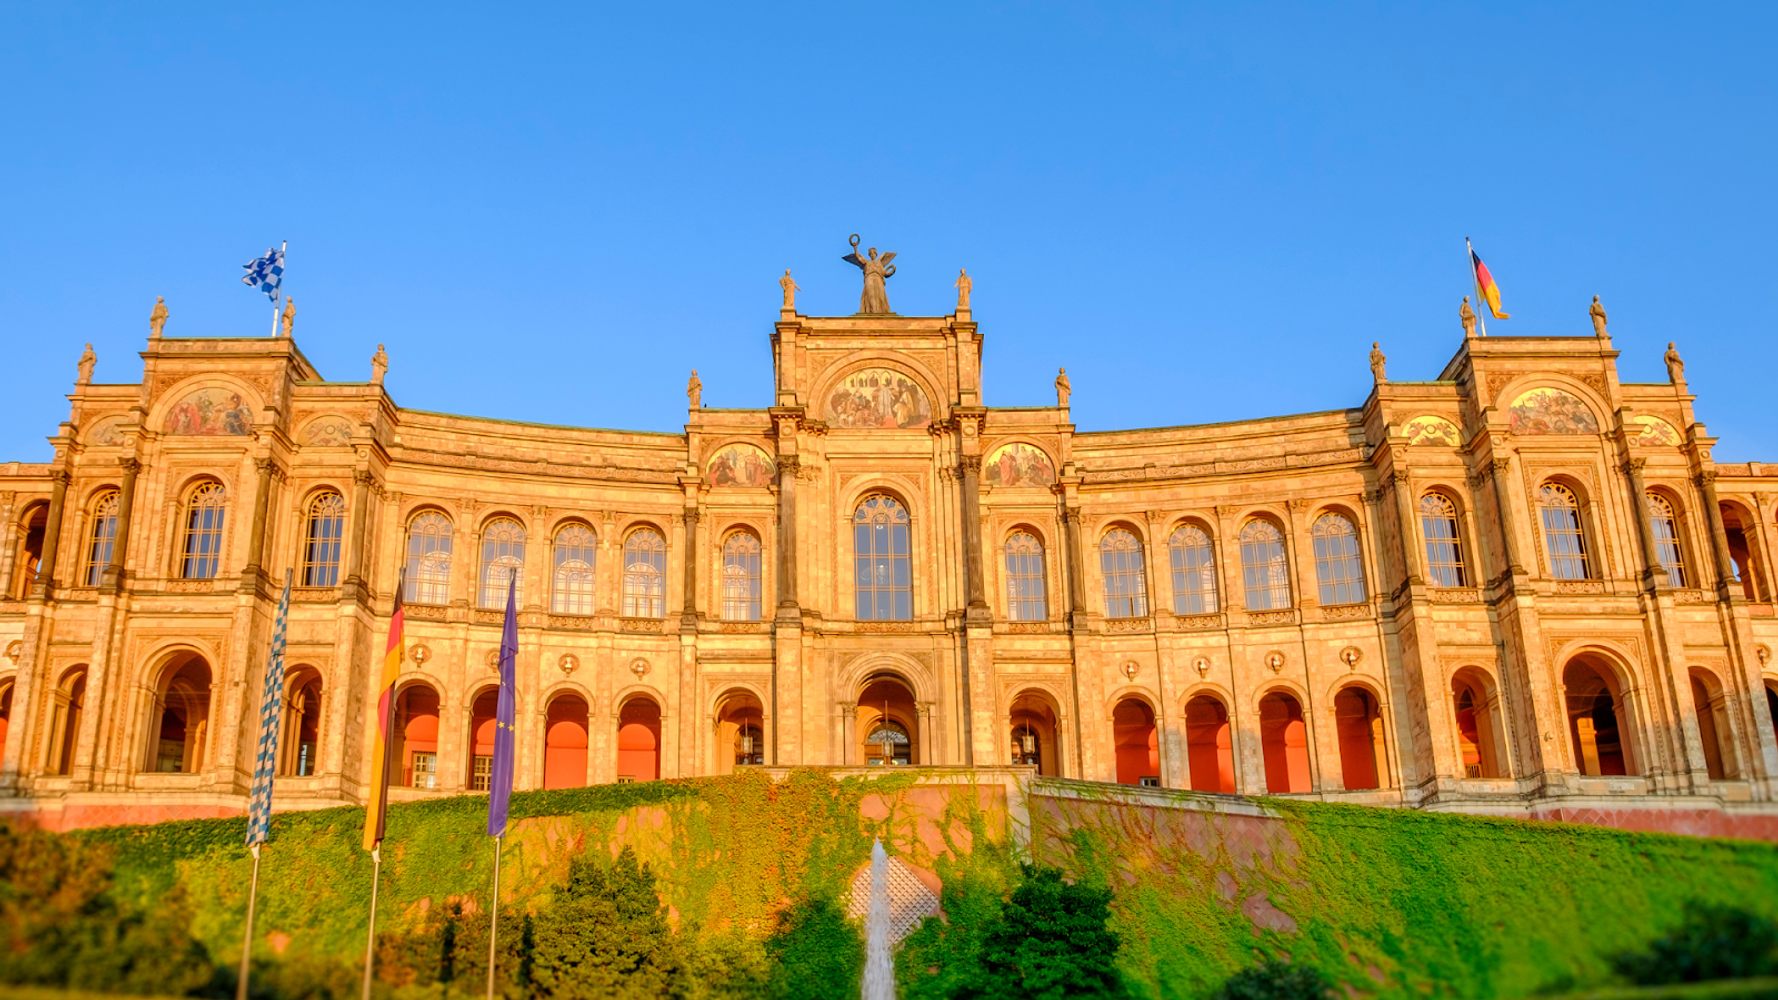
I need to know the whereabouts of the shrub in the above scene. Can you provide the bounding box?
[528,846,680,999]
[1209,960,1333,1000]
[1615,903,1778,985]
[957,864,1129,1000]
[763,896,863,1000]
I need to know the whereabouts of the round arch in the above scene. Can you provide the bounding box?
[1687,666,1740,781]
[1182,690,1236,794]
[615,691,664,783]
[1109,692,1161,787]
[1558,645,1644,777]
[540,686,591,790]
[143,650,212,775]
[812,356,945,429]
[1449,665,1508,780]
[280,665,325,777]
[1007,686,1063,776]
[856,672,922,767]
[712,686,768,774]
[1257,685,1312,794]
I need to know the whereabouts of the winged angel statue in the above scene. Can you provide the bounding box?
[842,234,896,314]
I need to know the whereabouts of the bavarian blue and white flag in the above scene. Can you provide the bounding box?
[241,245,285,303]
[246,569,293,848]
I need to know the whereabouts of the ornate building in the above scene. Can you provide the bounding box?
[4,272,1778,834]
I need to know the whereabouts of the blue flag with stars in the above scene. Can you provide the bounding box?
[241,246,285,303]
[246,569,293,848]
[487,571,517,837]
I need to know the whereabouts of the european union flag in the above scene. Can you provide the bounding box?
[487,571,518,837]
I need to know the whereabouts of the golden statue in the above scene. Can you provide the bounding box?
[149,296,169,338]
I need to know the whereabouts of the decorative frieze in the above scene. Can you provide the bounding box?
[1430,588,1484,604]
[1554,580,1606,595]
[1321,603,1372,621]
[548,614,597,631]
[405,603,448,621]
[621,617,666,633]
[1246,610,1296,627]
[1104,617,1152,633]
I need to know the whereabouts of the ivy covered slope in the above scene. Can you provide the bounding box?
[1028,784,1778,999]
[40,770,1778,999]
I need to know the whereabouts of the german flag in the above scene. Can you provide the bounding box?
[1469,241,1510,319]
[363,572,405,851]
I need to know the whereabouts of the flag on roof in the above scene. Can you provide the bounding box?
[242,246,285,303]
[1469,241,1510,320]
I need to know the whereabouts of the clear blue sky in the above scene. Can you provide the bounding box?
[2,5,1774,461]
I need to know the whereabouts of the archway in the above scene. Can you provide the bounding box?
[1720,503,1764,600]
[1563,656,1635,776]
[714,689,766,774]
[543,692,590,789]
[1259,691,1311,793]
[617,696,662,782]
[1111,698,1159,786]
[50,668,86,776]
[1008,689,1061,776]
[1451,669,1505,779]
[1690,668,1738,781]
[1183,694,1235,793]
[1333,686,1383,790]
[280,668,323,777]
[468,688,499,791]
[0,680,11,771]
[394,682,441,788]
[858,675,919,766]
[11,503,46,599]
[147,655,210,774]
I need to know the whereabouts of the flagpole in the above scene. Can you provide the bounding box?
[486,835,503,1000]
[1466,237,1489,338]
[235,844,263,1000]
[361,846,382,1000]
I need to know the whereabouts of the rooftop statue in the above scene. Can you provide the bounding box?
[955,268,972,312]
[149,296,169,339]
[1460,296,1477,338]
[842,234,896,315]
[1055,367,1071,408]
[1590,295,1608,338]
[1370,342,1387,384]
[371,344,389,385]
[76,343,96,385]
[1665,342,1685,384]
[281,296,296,339]
[688,370,702,409]
[779,269,800,312]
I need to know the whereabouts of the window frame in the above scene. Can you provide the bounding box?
[550,522,598,615]
[1310,512,1368,606]
[1098,527,1149,619]
[1418,492,1467,588]
[83,489,120,587]
[1238,519,1292,611]
[622,527,668,619]
[179,481,228,580]
[478,517,527,608]
[300,491,347,588]
[853,495,912,621]
[1645,491,1687,587]
[1003,530,1048,621]
[1167,522,1219,615]
[1538,482,1591,580]
[720,529,764,621]
[403,511,455,605]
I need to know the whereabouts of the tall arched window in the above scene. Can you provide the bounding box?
[479,518,526,607]
[404,512,453,605]
[1646,493,1686,587]
[1168,524,1218,614]
[1539,484,1589,580]
[1099,529,1148,619]
[722,531,763,621]
[83,490,120,586]
[1239,520,1291,610]
[551,523,597,615]
[854,495,911,620]
[180,482,228,580]
[1004,531,1047,621]
[301,492,346,587]
[622,528,667,618]
[1419,493,1466,588]
[1311,513,1367,605]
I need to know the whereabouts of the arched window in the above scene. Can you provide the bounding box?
[1168,524,1218,614]
[721,531,763,621]
[551,524,597,615]
[1539,484,1589,580]
[1311,514,1366,605]
[1099,529,1148,619]
[180,482,228,580]
[622,528,667,618]
[83,490,120,586]
[1646,493,1686,587]
[865,720,911,766]
[479,518,526,607]
[853,495,911,621]
[1420,493,1466,588]
[1239,520,1291,610]
[1004,531,1047,621]
[404,512,453,605]
[301,492,346,587]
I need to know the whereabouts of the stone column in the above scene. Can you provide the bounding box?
[101,458,141,593]
[239,457,278,593]
[1487,457,1526,576]
[342,470,376,601]
[961,455,987,612]
[1390,469,1424,586]
[1697,471,1739,599]
[681,508,700,624]
[31,470,72,597]
[1621,460,1669,588]
[775,457,799,612]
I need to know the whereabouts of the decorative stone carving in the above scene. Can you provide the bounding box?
[1370,342,1386,383]
[548,614,596,630]
[1176,613,1223,630]
[621,618,665,633]
[371,344,389,385]
[1264,650,1286,673]
[1055,368,1070,408]
[718,621,769,633]
[559,654,579,676]
[1665,343,1685,384]
[857,621,918,633]
[1192,656,1212,678]
[4,640,19,664]
[76,344,96,385]
[1104,618,1152,633]
[1339,646,1363,668]
[688,370,702,409]
[779,270,799,311]
[1589,295,1608,338]
[1460,296,1476,337]
[842,234,896,314]
[281,296,296,338]
[1121,660,1139,680]
[1554,580,1606,595]
[630,657,651,677]
[955,268,971,312]
[408,644,431,668]
[149,296,169,338]
[1322,603,1372,620]
[1247,610,1295,626]
[1431,588,1484,604]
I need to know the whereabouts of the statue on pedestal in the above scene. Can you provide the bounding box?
[1590,295,1608,338]
[1460,296,1477,337]
[281,297,296,338]
[1370,342,1387,383]
[371,344,389,385]
[842,234,896,314]
[149,296,169,339]
[779,270,800,312]
[1665,342,1685,384]
[688,370,702,409]
[955,269,972,312]
[1055,367,1071,408]
[76,344,96,385]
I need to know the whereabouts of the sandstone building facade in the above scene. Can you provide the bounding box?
[5,288,1778,833]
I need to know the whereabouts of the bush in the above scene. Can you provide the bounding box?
[763,896,863,1000]
[957,864,1129,1000]
[1615,903,1778,985]
[528,846,681,999]
[1209,960,1333,1000]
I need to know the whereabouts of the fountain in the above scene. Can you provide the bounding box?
[861,839,895,1000]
